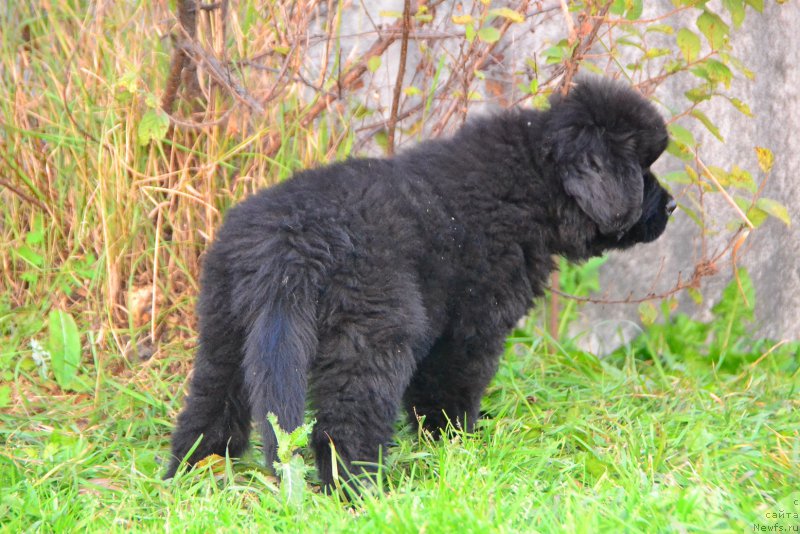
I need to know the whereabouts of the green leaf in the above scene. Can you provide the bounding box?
[477,26,501,43]
[645,47,672,59]
[685,164,700,183]
[681,204,704,227]
[661,170,692,184]
[666,140,693,161]
[728,97,752,116]
[465,24,476,43]
[702,58,733,87]
[756,198,791,227]
[0,385,10,408]
[687,287,704,305]
[48,310,81,390]
[747,206,769,228]
[685,85,713,103]
[267,412,314,464]
[744,0,763,12]
[734,198,768,228]
[116,70,139,94]
[755,146,774,173]
[690,109,723,141]
[723,0,746,27]
[278,455,308,509]
[668,123,696,147]
[267,413,313,509]
[721,53,755,80]
[137,109,170,146]
[26,214,45,246]
[638,302,658,326]
[374,130,388,150]
[625,0,644,20]
[543,44,568,64]
[676,29,701,63]
[646,24,675,34]
[691,59,733,88]
[610,0,626,15]
[703,165,729,186]
[488,7,524,23]
[696,11,729,50]
[144,92,160,109]
[14,244,44,268]
[728,165,756,191]
[367,56,381,73]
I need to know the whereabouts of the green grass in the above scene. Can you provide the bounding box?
[1,1,799,532]
[2,308,798,532]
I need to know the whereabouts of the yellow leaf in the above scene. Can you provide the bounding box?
[451,14,474,25]
[754,146,774,173]
[489,7,525,22]
[195,454,226,475]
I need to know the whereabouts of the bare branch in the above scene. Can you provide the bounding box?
[386,0,413,156]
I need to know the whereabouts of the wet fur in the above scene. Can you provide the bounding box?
[166,76,673,488]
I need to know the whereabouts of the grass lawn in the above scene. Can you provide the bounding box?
[2,302,798,532]
[1,1,798,532]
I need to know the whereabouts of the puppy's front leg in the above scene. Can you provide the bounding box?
[403,331,506,435]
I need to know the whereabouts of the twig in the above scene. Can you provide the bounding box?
[0,177,48,213]
[694,152,755,229]
[549,227,748,305]
[558,0,577,43]
[387,0,413,156]
[260,16,410,157]
[178,40,265,114]
[556,0,613,96]
[161,0,201,114]
[432,0,531,137]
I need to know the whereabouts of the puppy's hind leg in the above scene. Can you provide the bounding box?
[310,333,417,492]
[309,272,426,492]
[166,269,252,478]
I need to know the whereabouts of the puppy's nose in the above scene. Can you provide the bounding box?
[665,198,677,216]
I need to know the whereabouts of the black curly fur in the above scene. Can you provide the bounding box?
[165,76,673,489]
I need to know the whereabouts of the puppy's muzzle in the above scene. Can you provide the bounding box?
[665,197,677,216]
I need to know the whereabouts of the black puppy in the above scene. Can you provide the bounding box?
[166,76,674,488]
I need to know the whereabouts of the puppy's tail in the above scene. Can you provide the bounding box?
[243,277,318,468]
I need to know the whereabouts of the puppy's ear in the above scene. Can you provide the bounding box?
[554,128,644,236]
[546,76,667,235]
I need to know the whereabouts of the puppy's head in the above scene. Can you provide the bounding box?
[546,76,674,252]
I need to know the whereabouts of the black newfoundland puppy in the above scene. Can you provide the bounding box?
[166,76,675,488]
